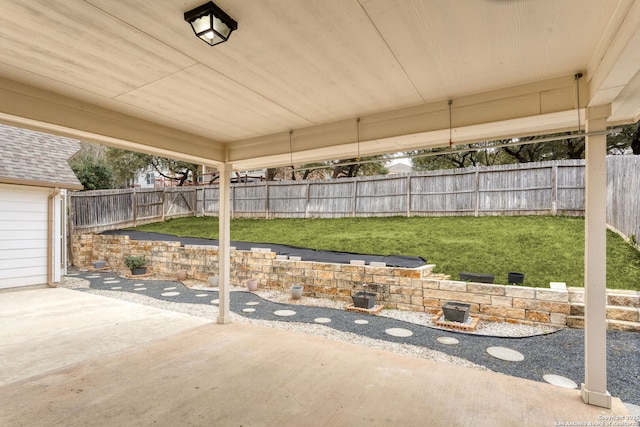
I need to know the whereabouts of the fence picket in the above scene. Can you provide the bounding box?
[69,158,639,240]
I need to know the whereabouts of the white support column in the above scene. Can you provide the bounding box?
[217,163,232,324]
[580,104,611,408]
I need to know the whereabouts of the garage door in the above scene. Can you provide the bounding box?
[0,184,49,288]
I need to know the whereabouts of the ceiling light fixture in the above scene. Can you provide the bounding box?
[184,1,238,46]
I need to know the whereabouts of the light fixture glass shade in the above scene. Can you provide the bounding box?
[184,2,237,46]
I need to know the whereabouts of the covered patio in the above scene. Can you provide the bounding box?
[0,287,631,425]
[1,0,639,413]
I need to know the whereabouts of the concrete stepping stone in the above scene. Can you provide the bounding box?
[437,336,459,345]
[314,317,331,324]
[354,319,369,325]
[385,328,413,338]
[274,310,296,317]
[242,308,256,313]
[104,277,116,280]
[486,346,524,362]
[134,288,147,291]
[210,299,219,304]
[164,287,177,290]
[195,293,209,297]
[104,280,120,284]
[86,275,100,279]
[543,374,577,389]
[134,283,144,287]
[110,287,122,290]
[161,292,180,297]
[245,302,260,306]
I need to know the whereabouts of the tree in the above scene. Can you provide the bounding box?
[105,148,199,187]
[70,159,114,190]
[69,143,115,190]
[608,121,640,155]
[412,121,640,171]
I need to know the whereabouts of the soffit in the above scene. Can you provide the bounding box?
[0,0,638,169]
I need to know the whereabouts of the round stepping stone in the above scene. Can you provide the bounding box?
[195,293,209,297]
[274,309,296,317]
[385,328,413,338]
[164,287,177,290]
[543,374,577,389]
[104,280,120,284]
[242,308,256,313]
[486,346,524,362]
[134,287,147,291]
[110,286,122,290]
[245,301,260,306]
[354,319,369,325]
[161,292,180,297]
[314,317,331,324]
[437,336,459,345]
[211,299,219,304]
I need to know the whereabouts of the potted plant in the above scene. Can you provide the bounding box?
[442,301,470,323]
[124,255,147,275]
[352,283,376,309]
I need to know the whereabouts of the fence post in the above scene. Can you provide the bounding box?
[132,188,138,226]
[474,170,480,217]
[406,175,411,217]
[551,164,558,215]
[161,189,166,222]
[305,181,310,219]
[264,181,269,219]
[352,179,357,217]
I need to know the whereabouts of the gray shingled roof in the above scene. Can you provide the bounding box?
[0,124,83,189]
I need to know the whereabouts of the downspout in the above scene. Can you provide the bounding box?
[47,187,61,288]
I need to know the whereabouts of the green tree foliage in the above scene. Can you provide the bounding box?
[265,157,388,181]
[412,121,639,170]
[105,148,199,186]
[69,142,115,190]
[70,159,114,190]
[105,148,152,186]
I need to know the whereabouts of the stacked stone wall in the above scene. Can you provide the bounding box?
[71,233,639,330]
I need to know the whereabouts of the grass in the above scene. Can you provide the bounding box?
[131,216,640,291]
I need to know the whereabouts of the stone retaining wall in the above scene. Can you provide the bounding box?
[71,233,639,330]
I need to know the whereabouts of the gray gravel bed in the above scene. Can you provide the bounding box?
[64,271,639,406]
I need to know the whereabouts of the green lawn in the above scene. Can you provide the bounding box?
[131,216,640,291]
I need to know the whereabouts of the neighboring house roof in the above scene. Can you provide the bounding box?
[0,123,83,189]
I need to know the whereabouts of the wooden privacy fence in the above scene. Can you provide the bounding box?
[70,158,639,241]
[607,155,640,243]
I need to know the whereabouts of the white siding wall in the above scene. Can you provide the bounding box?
[0,184,49,288]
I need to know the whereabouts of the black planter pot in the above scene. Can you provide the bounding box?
[508,272,525,284]
[352,291,376,309]
[131,267,147,275]
[442,301,470,323]
[458,272,495,284]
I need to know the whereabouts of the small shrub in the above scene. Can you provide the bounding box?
[124,255,146,270]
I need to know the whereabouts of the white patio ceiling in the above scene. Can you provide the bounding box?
[0,0,639,170]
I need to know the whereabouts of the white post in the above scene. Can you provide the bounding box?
[217,163,232,324]
[580,104,611,408]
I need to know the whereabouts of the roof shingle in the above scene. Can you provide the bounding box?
[0,124,83,189]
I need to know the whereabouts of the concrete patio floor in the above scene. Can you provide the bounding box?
[0,287,630,426]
